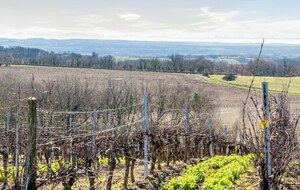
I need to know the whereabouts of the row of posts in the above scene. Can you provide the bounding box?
[4,82,272,189]
[142,95,214,177]
[143,81,272,187]
[4,97,99,190]
[4,106,20,189]
[3,94,210,186]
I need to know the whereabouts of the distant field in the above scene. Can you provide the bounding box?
[114,57,170,62]
[204,75,300,94]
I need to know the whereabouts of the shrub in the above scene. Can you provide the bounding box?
[223,74,236,81]
[203,72,210,78]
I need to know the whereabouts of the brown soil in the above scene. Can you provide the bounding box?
[1,65,300,127]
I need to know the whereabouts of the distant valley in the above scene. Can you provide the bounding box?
[1,38,300,62]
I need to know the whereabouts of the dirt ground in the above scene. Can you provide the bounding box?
[1,65,300,127]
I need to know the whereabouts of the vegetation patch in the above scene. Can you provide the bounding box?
[205,75,300,94]
[223,74,237,81]
[202,154,255,190]
[162,154,254,190]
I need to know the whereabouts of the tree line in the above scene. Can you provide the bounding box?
[1,46,300,76]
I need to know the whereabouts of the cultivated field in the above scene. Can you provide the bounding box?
[1,65,300,126]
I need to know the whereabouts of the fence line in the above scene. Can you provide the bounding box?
[36,102,144,115]
[36,119,144,147]
[0,94,264,190]
[0,98,28,110]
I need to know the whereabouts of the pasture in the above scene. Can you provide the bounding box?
[205,74,300,94]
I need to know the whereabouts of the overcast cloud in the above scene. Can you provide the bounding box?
[0,0,299,43]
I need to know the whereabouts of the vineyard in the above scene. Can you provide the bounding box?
[0,68,299,190]
[0,75,244,190]
[0,99,238,190]
[1,0,300,189]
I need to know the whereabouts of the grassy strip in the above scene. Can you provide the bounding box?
[232,168,259,190]
[0,166,23,182]
[202,154,255,190]
[0,156,127,182]
[162,154,244,190]
[203,75,300,94]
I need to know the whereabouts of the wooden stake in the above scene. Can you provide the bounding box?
[25,97,38,190]
[262,82,272,189]
[143,94,149,177]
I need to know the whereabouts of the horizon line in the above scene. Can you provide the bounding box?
[2,37,300,45]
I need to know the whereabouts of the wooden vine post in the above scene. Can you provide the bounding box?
[24,97,38,190]
[3,112,10,187]
[262,82,272,189]
[92,109,97,158]
[69,115,74,165]
[143,94,149,177]
[208,115,214,156]
[15,88,21,189]
[184,103,190,162]
[89,109,97,190]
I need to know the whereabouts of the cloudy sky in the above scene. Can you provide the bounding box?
[1,0,300,43]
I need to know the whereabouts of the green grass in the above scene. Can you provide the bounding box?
[0,156,125,183]
[0,166,24,182]
[162,154,254,190]
[202,154,255,190]
[98,157,126,166]
[204,75,300,94]
[232,168,258,190]
[0,160,72,182]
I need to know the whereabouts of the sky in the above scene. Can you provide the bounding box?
[1,0,300,43]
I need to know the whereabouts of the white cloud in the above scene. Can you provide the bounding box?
[197,7,239,22]
[75,14,107,27]
[118,12,141,21]
[2,6,300,44]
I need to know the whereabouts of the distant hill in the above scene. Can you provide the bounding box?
[0,38,300,58]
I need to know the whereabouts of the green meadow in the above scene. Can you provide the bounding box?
[204,75,300,94]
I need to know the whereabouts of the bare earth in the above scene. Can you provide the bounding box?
[1,65,300,126]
